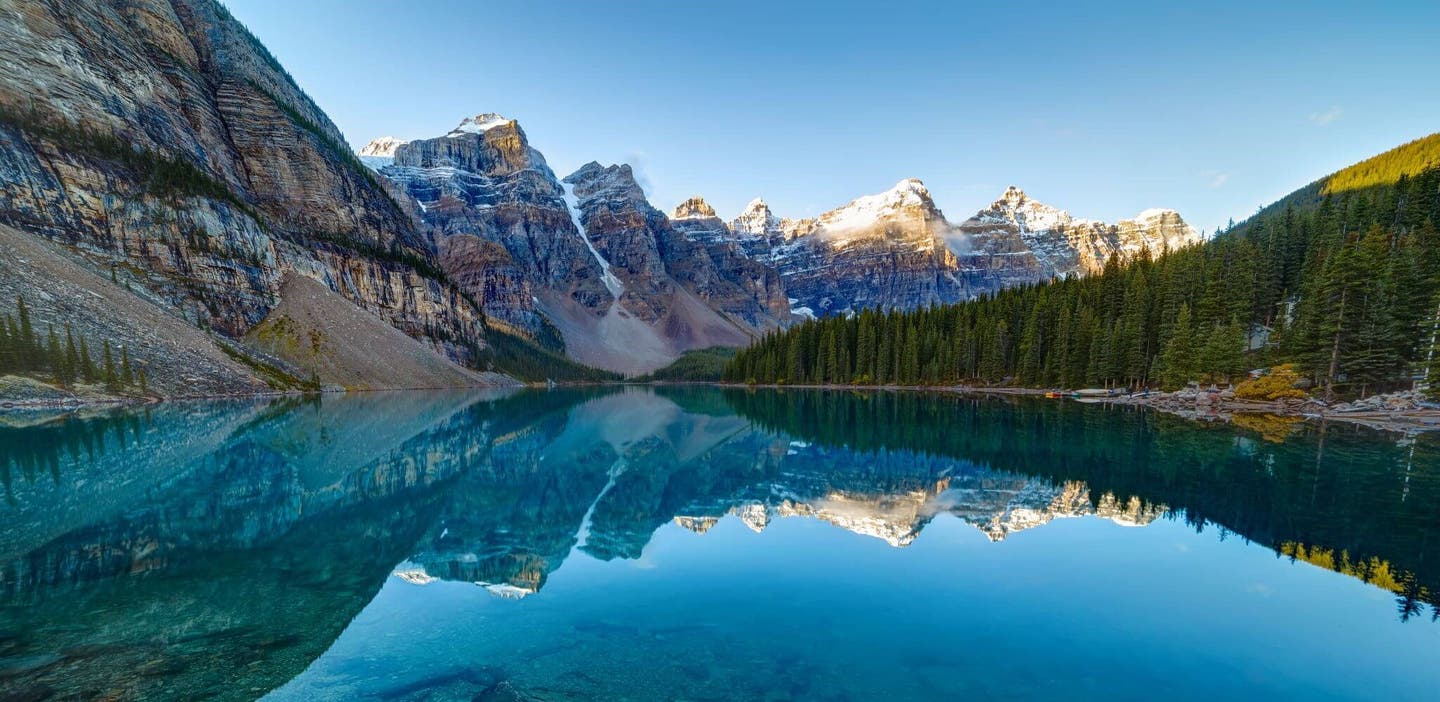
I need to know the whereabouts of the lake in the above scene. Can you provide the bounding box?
[1,387,1437,700]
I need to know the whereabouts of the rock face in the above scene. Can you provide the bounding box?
[953,186,1200,290]
[762,179,970,316]
[381,115,604,335]
[372,117,791,373]
[0,0,501,388]
[667,195,792,327]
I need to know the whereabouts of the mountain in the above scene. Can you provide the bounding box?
[726,136,1440,396]
[669,181,1196,319]
[759,179,970,316]
[369,116,790,374]
[1235,131,1440,234]
[0,0,1200,389]
[954,185,1200,290]
[0,0,524,391]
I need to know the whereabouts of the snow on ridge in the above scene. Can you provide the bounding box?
[447,113,512,137]
[358,135,406,157]
[806,178,936,243]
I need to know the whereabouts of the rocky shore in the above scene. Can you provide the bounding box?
[1107,387,1440,434]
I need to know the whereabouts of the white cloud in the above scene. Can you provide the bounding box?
[1208,173,1229,189]
[1308,106,1343,126]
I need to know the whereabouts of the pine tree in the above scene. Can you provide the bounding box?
[1159,304,1195,389]
[45,326,62,381]
[64,326,79,386]
[0,313,11,375]
[102,340,118,391]
[120,346,134,387]
[79,337,95,383]
[16,296,35,370]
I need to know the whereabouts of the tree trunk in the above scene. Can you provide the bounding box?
[1325,289,1347,402]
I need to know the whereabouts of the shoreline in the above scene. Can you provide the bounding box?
[7,378,1438,434]
[712,382,1440,434]
[0,377,628,413]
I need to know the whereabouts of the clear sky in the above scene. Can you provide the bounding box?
[225,0,1439,233]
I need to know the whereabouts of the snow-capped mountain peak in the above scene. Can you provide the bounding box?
[732,197,781,236]
[974,186,1075,233]
[447,112,512,137]
[358,136,406,157]
[812,178,941,239]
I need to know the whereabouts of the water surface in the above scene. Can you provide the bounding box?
[1,388,1437,700]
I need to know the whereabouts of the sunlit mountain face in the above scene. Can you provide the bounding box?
[2,388,1437,700]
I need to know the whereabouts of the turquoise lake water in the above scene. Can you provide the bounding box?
[1,387,1437,700]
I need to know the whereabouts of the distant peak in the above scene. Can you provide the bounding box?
[358,136,406,157]
[447,113,513,138]
[997,185,1028,205]
[672,196,717,220]
[732,196,781,235]
[987,186,1066,217]
[832,178,934,215]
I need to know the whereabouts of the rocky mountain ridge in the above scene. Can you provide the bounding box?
[659,180,1200,317]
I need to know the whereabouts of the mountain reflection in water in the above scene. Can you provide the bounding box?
[1,387,1437,701]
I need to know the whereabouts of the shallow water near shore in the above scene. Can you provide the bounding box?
[2,387,1437,700]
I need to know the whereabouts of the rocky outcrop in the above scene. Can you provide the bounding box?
[0,0,501,388]
[668,196,793,328]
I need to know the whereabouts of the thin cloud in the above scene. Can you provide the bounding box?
[1308,106,1343,126]
[1199,170,1229,189]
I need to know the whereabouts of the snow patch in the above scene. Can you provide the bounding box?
[560,181,624,297]
[447,113,511,137]
[358,136,406,157]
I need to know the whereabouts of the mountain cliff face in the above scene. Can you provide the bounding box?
[762,179,971,316]
[954,186,1200,289]
[668,196,792,327]
[379,115,605,335]
[370,117,789,374]
[0,0,499,389]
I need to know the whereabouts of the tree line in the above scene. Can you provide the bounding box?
[0,296,148,393]
[725,163,1440,399]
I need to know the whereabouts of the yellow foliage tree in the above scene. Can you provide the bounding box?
[1234,364,1308,401]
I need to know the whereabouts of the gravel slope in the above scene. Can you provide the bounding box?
[245,274,513,390]
[0,224,267,398]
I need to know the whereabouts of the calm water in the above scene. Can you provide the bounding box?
[1,388,1437,701]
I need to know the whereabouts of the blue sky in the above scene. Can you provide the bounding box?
[225,0,1440,233]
